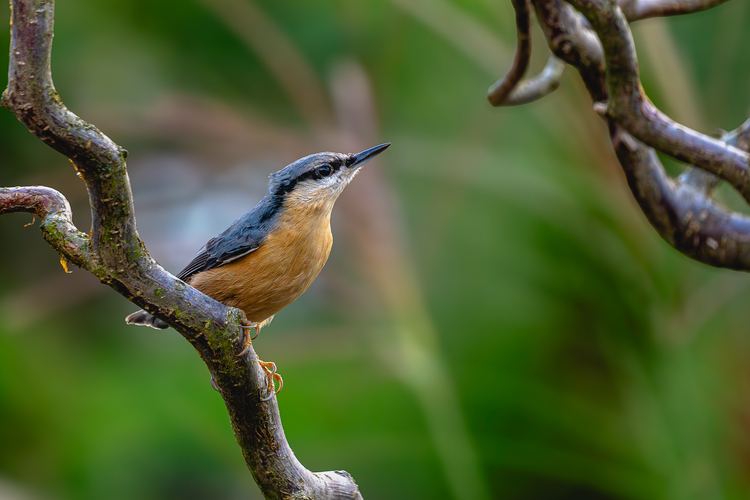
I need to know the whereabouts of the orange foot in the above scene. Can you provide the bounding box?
[259,360,284,402]
[237,318,262,357]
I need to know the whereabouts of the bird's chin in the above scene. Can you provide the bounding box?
[342,166,363,185]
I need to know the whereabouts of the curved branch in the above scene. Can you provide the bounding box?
[566,0,750,203]
[533,0,607,101]
[488,0,532,106]
[491,56,566,106]
[0,1,362,498]
[677,120,750,193]
[487,0,567,107]
[611,122,750,270]
[529,0,750,270]
[1,0,137,263]
[615,129,750,269]
[618,0,732,21]
[0,186,91,268]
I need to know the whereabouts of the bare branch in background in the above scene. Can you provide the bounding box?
[488,0,532,105]
[491,55,567,106]
[488,0,567,107]
[534,0,607,101]
[568,0,750,202]
[495,0,750,271]
[619,0,731,21]
[0,1,362,498]
[611,121,750,270]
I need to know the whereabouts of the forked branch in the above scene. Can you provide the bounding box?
[567,0,750,203]
[492,0,750,271]
[0,1,362,499]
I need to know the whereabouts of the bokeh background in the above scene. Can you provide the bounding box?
[1,1,750,499]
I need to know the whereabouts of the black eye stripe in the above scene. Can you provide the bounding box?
[273,158,345,197]
[302,160,343,182]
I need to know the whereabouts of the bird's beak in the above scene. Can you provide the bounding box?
[349,143,391,168]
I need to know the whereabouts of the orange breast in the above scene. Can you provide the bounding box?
[188,209,333,323]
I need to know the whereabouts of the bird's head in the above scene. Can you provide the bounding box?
[269,143,390,213]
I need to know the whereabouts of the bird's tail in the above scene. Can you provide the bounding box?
[125,310,169,330]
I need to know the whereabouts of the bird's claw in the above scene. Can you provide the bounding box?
[258,360,283,401]
[237,319,261,357]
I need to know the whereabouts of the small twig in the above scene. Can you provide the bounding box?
[488,0,532,106]
[678,119,750,193]
[618,0,731,21]
[491,56,566,106]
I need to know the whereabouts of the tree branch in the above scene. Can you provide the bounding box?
[490,55,566,106]
[488,0,532,105]
[488,0,566,107]
[0,186,90,267]
[523,0,750,271]
[533,0,607,101]
[611,121,750,270]
[677,119,750,195]
[618,0,732,21]
[566,0,750,203]
[0,1,363,498]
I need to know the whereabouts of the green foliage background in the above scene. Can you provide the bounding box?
[1,1,750,499]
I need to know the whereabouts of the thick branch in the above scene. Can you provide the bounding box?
[677,120,750,193]
[566,0,750,203]
[1,0,138,264]
[534,0,607,101]
[611,123,750,270]
[529,0,750,270]
[618,0,731,21]
[1,1,362,498]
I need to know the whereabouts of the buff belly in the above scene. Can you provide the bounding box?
[188,215,333,323]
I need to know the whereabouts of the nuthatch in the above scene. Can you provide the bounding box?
[126,143,390,397]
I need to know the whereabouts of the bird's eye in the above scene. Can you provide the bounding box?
[316,165,333,178]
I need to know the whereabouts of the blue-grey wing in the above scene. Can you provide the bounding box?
[176,225,264,281]
[174,191,281,282]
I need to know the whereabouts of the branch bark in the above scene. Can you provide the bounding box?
[618,0,731,21]
[488,0,567,107]
[611,121,750,270]
[0,1,362,499]
[488,0,532,105]
[509,0,750,271]
[567,0,750,203]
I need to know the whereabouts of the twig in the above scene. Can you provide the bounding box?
[491,56,566,106]
[677,121,750,193]
[488,0,532,106]
[618,0,732,21]
[486,0,565,107]
[0,1,363,498]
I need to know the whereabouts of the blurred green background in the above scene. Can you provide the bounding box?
[1,1,750,499]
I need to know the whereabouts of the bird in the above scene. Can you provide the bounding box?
[125,143,390,398]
